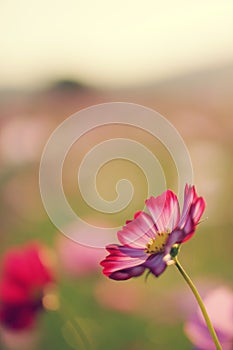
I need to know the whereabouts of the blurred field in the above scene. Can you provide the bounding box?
[0,64,233,349]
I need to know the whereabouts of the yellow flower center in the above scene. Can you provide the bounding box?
[145,231,170,254]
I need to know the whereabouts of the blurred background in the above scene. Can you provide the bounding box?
[0,1,233,349]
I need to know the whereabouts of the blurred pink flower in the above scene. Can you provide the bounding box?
[101,185,205,280]
[0,243,55,330]
[184,287,233,350]
[56,229,106,277]
[0,117,51,164]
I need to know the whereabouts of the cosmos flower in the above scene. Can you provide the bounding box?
[0,243,54,330]
[184,287,233,350]
[101,185,205,280]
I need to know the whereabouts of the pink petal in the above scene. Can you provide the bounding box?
[180,199,205,243]
[191,197,206,225]
[100,244,147,276]
[117,212,156,248]
[183,215,195,235]
[184,320,219,350]
[179,185,205,228]
[125,211,142,224]
[165,229,185,253]
[180,215,196,242]
[177,186,206,243]
[146,190,180,232]
[179,185,196,228]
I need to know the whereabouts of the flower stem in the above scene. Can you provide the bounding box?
[174,257,222,350]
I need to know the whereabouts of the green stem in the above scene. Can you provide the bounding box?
[174,257,222,350]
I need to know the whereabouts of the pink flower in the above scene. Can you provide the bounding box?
[56,233,105,277]
[0,243,54,330]
[101,185,205,280]
[184,287,233,350]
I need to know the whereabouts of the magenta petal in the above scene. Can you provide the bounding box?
[179,185,195,228]
[179,186,205,235]
[117,212,156,248]
[105,244,146,258]
[183,215,195,236]
[100,245,147,276]
[144,253,167,277]
[146,190,180,233]
[109,265,146,280]
[164,230,185,254]
[191,197,206,225]
[179,185,204,229]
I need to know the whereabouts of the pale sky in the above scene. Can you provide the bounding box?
[1,0,233,88]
